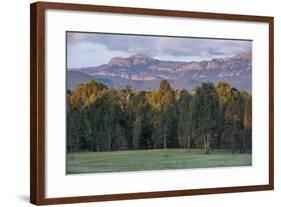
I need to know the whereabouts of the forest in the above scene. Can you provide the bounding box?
[67,80,252,155]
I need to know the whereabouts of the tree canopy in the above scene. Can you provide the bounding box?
[67,80,252,154]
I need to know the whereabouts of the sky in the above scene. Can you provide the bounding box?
[67,32,252,69]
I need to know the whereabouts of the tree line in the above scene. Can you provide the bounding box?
[67,79,252,154]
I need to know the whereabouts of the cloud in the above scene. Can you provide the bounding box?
[67,41,131,68]
[67,32,252,68]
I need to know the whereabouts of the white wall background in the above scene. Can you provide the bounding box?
[0,0,279,206]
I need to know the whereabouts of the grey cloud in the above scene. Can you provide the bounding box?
[67,32,251,60]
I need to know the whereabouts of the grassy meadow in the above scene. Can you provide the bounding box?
[66,149,252,174]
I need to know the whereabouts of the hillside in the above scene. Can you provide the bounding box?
[67,52,252,92]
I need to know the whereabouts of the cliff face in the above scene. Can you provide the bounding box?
[67,52,252,92]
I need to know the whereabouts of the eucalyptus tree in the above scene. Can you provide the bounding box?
[177,89,193,150]
[215,82,232,148]
[223,88,245,153]
[191,82,220,154]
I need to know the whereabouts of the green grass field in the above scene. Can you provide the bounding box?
[66,149,252,174]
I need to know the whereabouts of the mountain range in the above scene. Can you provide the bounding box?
[67,52,252,92]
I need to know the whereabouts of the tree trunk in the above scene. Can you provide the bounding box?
[107,128,112,151]
[162,119,168,149]
[163,125,167,149]
[187,135,191,151]
[203,134,210,154]
[95,135,100,152]
[242,132,246,153]
[231,134,235,154]
[206,133,210,154]
[231,122,236,154]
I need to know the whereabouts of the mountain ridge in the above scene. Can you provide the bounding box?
[67,52,252,92]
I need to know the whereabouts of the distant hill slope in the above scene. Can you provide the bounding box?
[67,70,112,90]
[67,52,251,92]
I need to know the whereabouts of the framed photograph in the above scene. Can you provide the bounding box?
[30,1,274,205]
